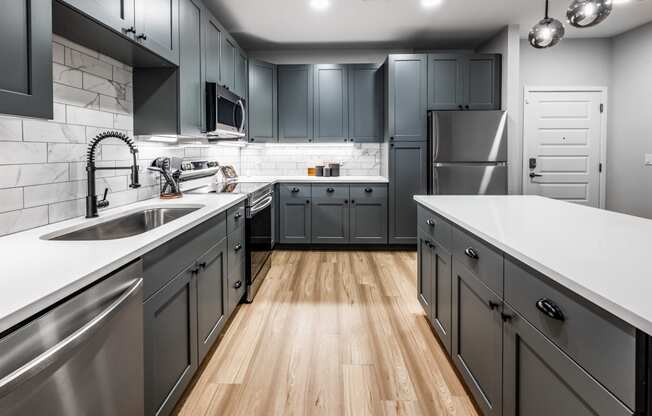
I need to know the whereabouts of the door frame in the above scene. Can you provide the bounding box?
[522,86,608,209]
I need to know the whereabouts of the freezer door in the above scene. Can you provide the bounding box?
[430,111,507,162]
[432,163,507,195]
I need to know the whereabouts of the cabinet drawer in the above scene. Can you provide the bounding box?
[227,259,246,315]
[452,227,503,295]
[279,183,311,199]
[227,202,245,235]
[417,205,452,250]
[143,212,226,300]
[504,258,638,410]
[350,184,387,200]
[227,227,245,272]
[312,184,349,200]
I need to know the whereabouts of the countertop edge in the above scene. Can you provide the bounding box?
[0,195,247,335]
[414,195,652,335]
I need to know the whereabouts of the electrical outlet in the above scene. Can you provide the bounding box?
[645,154,652,166]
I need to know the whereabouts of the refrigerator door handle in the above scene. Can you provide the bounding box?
[432,166,440,195]
[432,112,440,161]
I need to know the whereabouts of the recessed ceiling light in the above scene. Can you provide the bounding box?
[310,0,330,11]
[421,0,443,8]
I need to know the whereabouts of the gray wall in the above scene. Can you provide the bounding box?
[608,22,652,218]
[477,25,521,194]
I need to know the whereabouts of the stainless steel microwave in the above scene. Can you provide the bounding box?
[206,83,246,139]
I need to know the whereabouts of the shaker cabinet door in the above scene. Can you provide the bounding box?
[248,59,278,143]
[62,0,135,35]
[463,54,500,110]
[278,64,314,142]
[348,64,384,143]
[427,54,464,110]
[387,54,427,142]
[196,240,227,363]
[135,0,179,65]
[313,64,349,142]
[0,0,53,119]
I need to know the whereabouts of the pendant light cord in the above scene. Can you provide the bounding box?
[545,0,550,19]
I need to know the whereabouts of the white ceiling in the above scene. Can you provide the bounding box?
[204,0,652,50]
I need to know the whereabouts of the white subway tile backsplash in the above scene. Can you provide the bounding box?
[113,113,133,130]
[66,49,113,79]
[48,198,85,223]
[100,96,132,115]
[52,103,66,123]
[47,143,89,163]
[23,120,86,143]
[0,164,69,189]
[0,142,47,165]
[53,83,100,109]
[66,106,114,129]
[52,63,83,88]
[0,188,23,213]
[0,206,49,236]
[24,180,88,207]
[0,117,23,141]
[83,73,124,98]
[54,34,99,58]
[113,66,132,86]
[53,42,65,64]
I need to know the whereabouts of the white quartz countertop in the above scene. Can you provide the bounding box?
[414,195,652,334]
[0,193,246,334]
[236,175,389,184]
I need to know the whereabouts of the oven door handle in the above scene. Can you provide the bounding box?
[248,195,273,217]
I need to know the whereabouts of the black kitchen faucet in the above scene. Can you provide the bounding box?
[85,131,141,218]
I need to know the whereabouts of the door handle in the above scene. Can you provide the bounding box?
[326,187,335,193]
[364,188,373,193]
[234,281,242,289]
[136,33,147,41]
[536,298,565,321]
[426,218,435,227]
[488,301,500,310]
[234,243,242,252]
[291,187,300,193]
[529,172,543,178]
[464,247,479,260]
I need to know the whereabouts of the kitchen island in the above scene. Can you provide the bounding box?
[414,195,652,416]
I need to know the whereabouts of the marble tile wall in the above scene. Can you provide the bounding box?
[0,36,238,237]
[239,143,382,177]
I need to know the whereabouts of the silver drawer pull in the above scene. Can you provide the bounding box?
[464,247,479,259]
[536,298,565,321]
[234,243,242,252]
[426,218,435,227]
[234,281,242,289]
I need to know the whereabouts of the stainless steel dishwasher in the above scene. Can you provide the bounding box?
[0,260,144,416]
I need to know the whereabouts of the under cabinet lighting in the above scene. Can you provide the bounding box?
[147,136,178,143]
[310,0,330,11]
[421,0,443,8]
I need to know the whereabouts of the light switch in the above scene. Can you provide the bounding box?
[646,154,652,166]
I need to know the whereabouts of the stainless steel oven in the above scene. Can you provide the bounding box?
[245,187,274,302]
[206,83,246,139]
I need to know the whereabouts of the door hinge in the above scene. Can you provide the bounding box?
[600,103,604,113]
[599,162,603,173]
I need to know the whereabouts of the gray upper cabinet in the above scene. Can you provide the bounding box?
[279,184,312,244]
[234,49,248,98]
[135,0,180,65]
[452,259,502,416]
[389,141,427,245]
[313,64,349,142]
[144,263,197,416]
[427,54,464,110]
[204,15,222,85]
[465,54,501,110]
[348,64,384,143]
[220,35,236,91]
[503,304,634,416]
[178,0,204,135]
[349,184,387,244]
[248,59,278,143]
[62,0,136,36]
[387,54,427,142]
[311,185,350,244]
[0,0,52,119]
[278,65,314,143]
[196,239,227,364]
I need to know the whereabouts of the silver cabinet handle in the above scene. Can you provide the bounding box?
[426,218,435,227]
[464,247,479,259]
[0,278,143,396]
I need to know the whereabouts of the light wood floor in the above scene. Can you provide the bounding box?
[176,250,478,416]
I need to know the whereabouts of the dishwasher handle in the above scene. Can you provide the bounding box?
[0,278,143,397]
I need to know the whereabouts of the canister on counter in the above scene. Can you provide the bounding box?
[315,165,324,176]
[329,163,340,177]
[323,167,331,177]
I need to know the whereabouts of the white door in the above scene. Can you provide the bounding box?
[523,89,605,207]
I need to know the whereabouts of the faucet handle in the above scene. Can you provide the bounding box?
[98,188,110,209]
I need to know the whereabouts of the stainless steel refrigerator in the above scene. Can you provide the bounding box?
[428,110,508,195]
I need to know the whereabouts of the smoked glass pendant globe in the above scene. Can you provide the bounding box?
[529,17,566,48]
[567,0,613,28]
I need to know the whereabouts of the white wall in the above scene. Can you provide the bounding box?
[477,25,521,194]
[608,22,652,218]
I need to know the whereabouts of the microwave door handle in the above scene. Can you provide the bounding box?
[238,99,246,133]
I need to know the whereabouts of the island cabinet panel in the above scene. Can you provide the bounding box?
[417,232,434,316]
[504,257,638,410]
[431,240,453,354]
[502,303,635,416]
[451,258,503,416]
[452,226,503,296]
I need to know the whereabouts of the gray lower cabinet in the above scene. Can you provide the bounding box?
[178,0,204,135]
[313,64,349,142]
[248,59,278,143]
[196,238,227,363]
[0,0,52,119]
[502,303,634,416]
[349,185,387,244]
[278,65,314,142]
[311,185,350,244]
[279,184,312,244]
[389,141,428,245]
[144,263,198,416]
[386,54,427,142]
[134,0,179,65]
[452,258,503,416]
[348,64,384,143]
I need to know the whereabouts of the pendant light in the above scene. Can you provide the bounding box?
[567,0,613,28]
[529,0,566,49]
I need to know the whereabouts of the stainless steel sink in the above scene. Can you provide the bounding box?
[48,207,201,241]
